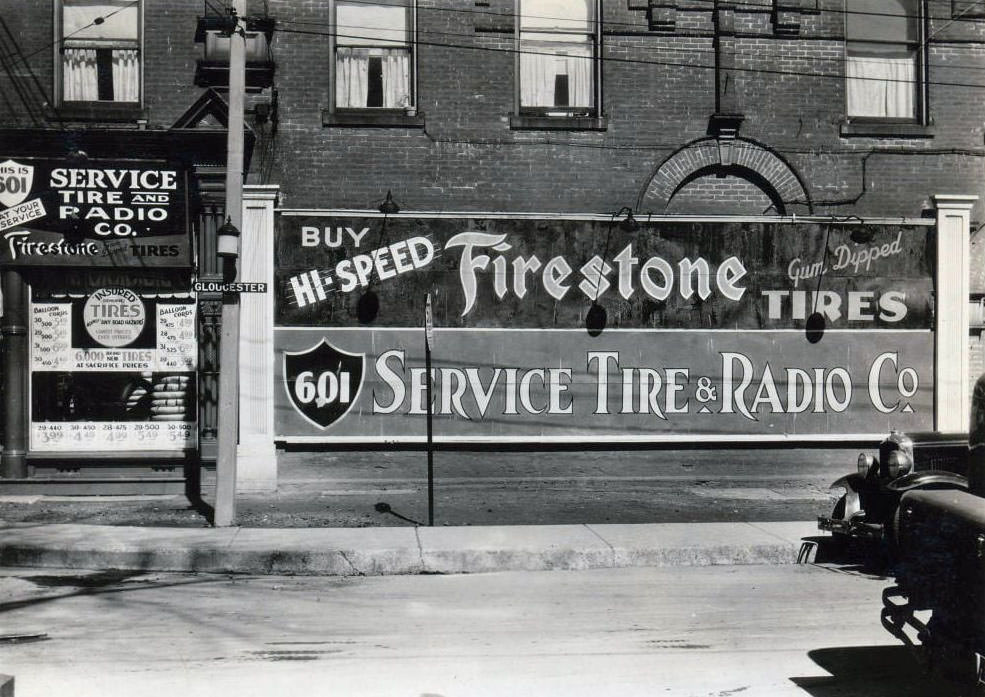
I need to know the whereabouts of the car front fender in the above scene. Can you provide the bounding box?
[886,471,969,493]
[829,473,866,492]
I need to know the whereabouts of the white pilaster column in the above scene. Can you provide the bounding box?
[933,194,978,433]
[238,185,279,491]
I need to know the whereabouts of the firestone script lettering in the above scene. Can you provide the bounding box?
[285,228,914,323]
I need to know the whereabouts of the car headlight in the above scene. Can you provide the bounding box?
[858,453,876,475]
[886,449,912,478]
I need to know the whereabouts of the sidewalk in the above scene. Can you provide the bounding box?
[0,521,820,576]
[0,449,843,575]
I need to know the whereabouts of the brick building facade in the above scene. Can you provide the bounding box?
[1,1,982,232]
[260,0,985,217]
[0,0,983,493]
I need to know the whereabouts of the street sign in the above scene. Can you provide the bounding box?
[193,281,267,293]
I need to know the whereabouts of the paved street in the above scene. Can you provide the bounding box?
[0,447,855,527]
[0,563,960,697]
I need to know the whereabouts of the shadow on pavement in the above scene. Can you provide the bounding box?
[23,569,143,588]
[374,501,423,526]
[185,459,214,525]
[791,645,967,696]
[0,568,222,615]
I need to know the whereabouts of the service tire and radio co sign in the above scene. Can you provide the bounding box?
[0,158,190,268]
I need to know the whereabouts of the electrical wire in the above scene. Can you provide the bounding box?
[277,25,985,90]
[283,16,985,78]
[2,0,984,92]
[275,0,985,80]
[322,0,983,27]
[0,15,62,126]
[3,0,139,65]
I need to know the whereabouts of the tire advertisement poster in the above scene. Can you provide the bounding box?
[29,288,197,452]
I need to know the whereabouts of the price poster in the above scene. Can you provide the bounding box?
[29,287,197,452]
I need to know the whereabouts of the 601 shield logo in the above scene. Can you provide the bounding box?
[0,160,33,208]
[283,338,364,429]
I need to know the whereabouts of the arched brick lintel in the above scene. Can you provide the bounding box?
[636,137,812,215]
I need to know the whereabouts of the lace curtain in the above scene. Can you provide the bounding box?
[63,48,139,102]
[336,47,410,108]
[846,55,916,119]
[111,49,139,102]
[63,48,98,101]
[519,42,593,109]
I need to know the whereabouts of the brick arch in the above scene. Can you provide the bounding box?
[636,138,812,215]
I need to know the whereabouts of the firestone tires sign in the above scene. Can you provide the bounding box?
[0,158,190,268]
[274,215,935,442]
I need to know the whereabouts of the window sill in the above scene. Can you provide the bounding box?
[840,121,934,139]
[509,114,607,131]
[322,109,425,128]
[55,102,143,122]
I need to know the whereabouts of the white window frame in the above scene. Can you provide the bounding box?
[54,0,143,106]
[330,0,417,111]
[515,0,601,118]
[844,0,926,123]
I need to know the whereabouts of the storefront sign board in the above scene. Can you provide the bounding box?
[0,158,190,268]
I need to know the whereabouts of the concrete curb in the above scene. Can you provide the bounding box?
[0,522,818,576]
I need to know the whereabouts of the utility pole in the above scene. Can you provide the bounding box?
[215,0,246,527]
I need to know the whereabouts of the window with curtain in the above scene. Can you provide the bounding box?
[519,0,596,115]
[845,0,920,120]
[335,0,413,109]
[60,0,140,103]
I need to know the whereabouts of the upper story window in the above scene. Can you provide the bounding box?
[518,0,597,116]
[845,0,921,121]
[59,0,141,104]
[334,0,414,109]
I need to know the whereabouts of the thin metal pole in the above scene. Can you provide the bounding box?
[425,334,434,527]
[215,0,246,527]
[1,269,28,478]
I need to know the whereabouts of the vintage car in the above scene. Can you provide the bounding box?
[877,378,985,691]
[881,450,985,693]
[818,430,969,547]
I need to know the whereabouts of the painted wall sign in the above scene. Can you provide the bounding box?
[274,216,935,442]
[274,328,933,441]
[275,218,933,330]
[0,158,190,268]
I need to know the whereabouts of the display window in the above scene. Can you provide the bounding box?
[29,286,197,452]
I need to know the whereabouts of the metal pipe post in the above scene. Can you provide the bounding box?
[1,269,27,479]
